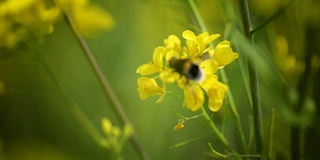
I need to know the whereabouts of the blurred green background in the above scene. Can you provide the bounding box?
[1,0,319,159]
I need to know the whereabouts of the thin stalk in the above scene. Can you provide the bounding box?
[187,0,248,153]
[249,1,292,35]
[208,143,228,158]
[239,0,265,158]
[170,133,213,149]
[226,151,261,159]
[200,106,232,152]
[63,12,149,160]
[268,108,275,159]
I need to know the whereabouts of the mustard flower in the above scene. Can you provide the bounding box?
[183,84,204,111]
[182,30,220,57]
[137,77,165,101]
[207,81,228,112]
[137,30,238,112]
[136,46,166,75]
[209,41,239,67]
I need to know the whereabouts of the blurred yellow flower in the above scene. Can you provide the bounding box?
[0,0,36,15]
[0,0,60,49]
[71,5,114,35]
[55,0,114,35]
[0,0,114,50]
[274,35,305,85]
[101,118,133,156]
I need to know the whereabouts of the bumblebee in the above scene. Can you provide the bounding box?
[169,58,204,82]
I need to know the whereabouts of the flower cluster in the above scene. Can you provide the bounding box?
[0,0,113,50]
[55,0,114,35]
[101,118,133,156]
[136,30,238,112]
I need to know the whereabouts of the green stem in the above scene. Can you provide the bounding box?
[208,143,228,158]
[239,0,265,157]
[268,108,275,159]
[62,12,149,160]
[187,0,207,33]
[249,1,291,35]
[170,133,213,149]
[187,0,248,153]
[200,106,232,151]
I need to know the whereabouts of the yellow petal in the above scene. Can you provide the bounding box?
[199,59,219,75]
[184,85,204,111]
[159,69,179,83]
[207,82,228,112]
[182,30,196,40]
[214,41,239,66]
[185,40,197,57]
[177,77,188,89]
[206,33,221,44]
[165,50,180,62]
[101,118,113,135]
[200,74,218,91]
[153,46,165,68]
[137,77,164,100]
[136,63,159,75]
[164,35,181,47]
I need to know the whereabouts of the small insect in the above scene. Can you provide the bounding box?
[169,58,204,82]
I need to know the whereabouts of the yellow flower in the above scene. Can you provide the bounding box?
[159,68,179,83]
[137,77,165,100]
[199,74,218,91]
[207,81,228,112]
[164,35,181,52]
[71,5,114,35]
[136,46,166,75]
[136,30,238,113]
[183,84,204,111]
[199,59,219,76]
[209,41,239,67]
[182,30,220,57]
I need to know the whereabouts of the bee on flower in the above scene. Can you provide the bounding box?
[136,30,238,112]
